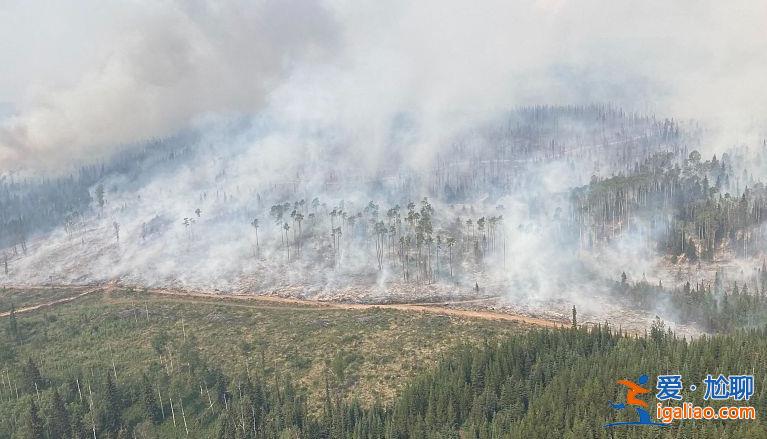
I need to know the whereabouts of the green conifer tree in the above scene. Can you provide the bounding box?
[26,400,44,439]
[49,388,71,438]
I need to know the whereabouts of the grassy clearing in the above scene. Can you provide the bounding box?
[1,288,525,410]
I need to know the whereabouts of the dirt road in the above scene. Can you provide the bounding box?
[147,288,564,328]
[0,284,564,328]
[0,287,102,317]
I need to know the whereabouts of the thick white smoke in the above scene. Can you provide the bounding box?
[1,1,766,338]
[0,0,337,168]
[2,0,767,170]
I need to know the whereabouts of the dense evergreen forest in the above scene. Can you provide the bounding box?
[615,263,767,332]
[573,149,767,258]
[2,307,765,438]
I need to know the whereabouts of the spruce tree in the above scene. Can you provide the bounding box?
[571,305,577,328]
[49,388,71,438]
[26,400,44,439]
[140,375,161,423]
[22,358,42,392]
[101,374,122,435]
[7,303,18,343]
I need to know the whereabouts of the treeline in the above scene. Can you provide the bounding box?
[0,134,197,255]
[572,149,767,260]
[360,323,767,438]
[431,104,683,202]
[615,263,767,332]
[258,197,506,284]
[1,105,681,258]
[3,323,766,437]
[0,169,96,254]
[0,335,316,438]
[250,147,765,288]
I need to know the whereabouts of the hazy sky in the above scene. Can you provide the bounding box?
[1,0,766,170]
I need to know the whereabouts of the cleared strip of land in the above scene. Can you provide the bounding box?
[0,287,101,317]
[0,284,564,328]
[147,288,564,327]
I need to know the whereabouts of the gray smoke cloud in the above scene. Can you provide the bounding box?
[0,0,337,168]
[1,0,767,170]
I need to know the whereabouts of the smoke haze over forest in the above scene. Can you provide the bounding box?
[1,0,767,335]
[2,0,767,169]
[5,4,767,439]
